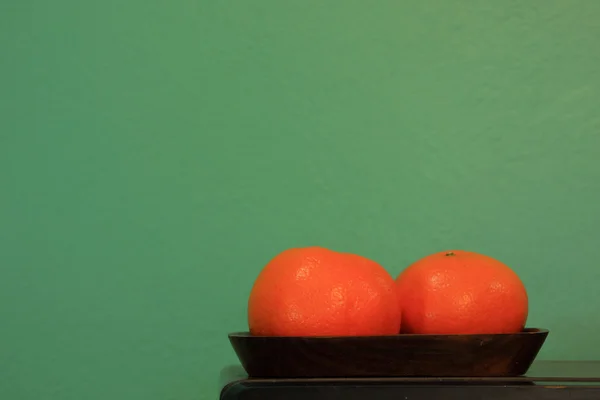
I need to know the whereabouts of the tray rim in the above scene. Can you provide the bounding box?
[229,327,549,340]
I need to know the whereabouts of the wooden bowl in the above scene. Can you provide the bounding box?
[228,328,548,378]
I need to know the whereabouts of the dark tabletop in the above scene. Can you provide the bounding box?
[220,361,600,387]
[219,361,600,400]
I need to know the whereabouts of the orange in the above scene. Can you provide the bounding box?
[395,250,528,335]
[248,246,401,336]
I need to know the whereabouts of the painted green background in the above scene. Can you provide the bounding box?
[1,1,600,399]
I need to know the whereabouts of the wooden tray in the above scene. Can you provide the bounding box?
[228,328,548,378]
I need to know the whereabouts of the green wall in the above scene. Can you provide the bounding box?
[2,1,600,399]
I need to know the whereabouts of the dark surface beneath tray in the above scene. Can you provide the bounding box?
[219,361,600,400]
[220,360,600,388]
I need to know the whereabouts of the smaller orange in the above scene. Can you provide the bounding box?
[396,250,528,335]
[248,247,401,337]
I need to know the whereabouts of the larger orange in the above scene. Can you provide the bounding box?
[248,247,401,336]
[395,250,528,335]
